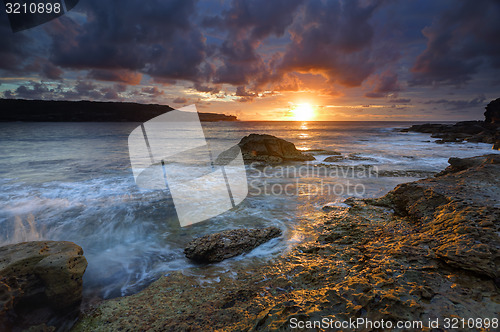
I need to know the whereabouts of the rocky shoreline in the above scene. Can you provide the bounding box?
[71,154,500,331]
[402,97,500,150]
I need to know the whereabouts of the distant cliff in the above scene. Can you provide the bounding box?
[0,99,238,122]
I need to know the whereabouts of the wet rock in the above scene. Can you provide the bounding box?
[184,227,282,263]
[301,149,341,156]
[73,155,500,332]
[322,201,351,211]
[0,241,87,331]
[347,153,376,161]
[323,155,344,162]
[238,134,315,164]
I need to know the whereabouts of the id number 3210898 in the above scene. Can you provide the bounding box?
[5,2,61,14]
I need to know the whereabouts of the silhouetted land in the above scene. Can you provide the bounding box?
[0,99,238,122]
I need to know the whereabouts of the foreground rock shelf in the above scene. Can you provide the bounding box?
[0,241,87,331]
[73,154,499,331]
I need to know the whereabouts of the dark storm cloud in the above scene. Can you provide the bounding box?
[205,0,303,87]
[15,82,51,98]
[278,0,385,89]
[141,87,164,97]
[193,82,220,94]
[88,69,142,85]
[2,0,500,106]
[235,86,257,102]
[365,71,401,98]
[410,0,500,86]
[0,15,34,71]
[42,62,63,80]
[422,95,486,111]
[1,80,127,101]
[46,0,208,83]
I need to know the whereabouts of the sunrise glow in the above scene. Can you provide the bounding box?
[291,103,316,121]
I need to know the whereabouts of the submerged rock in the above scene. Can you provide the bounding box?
[184,227,282,263]
[238,134,315,164]
[323,155,344,162]
[0,241,87,331]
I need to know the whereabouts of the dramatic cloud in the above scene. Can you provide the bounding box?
[46,0,207,83]
[205,0,303,87]
[365,71,401,98]
[422,95,487,111]
[1,0,500,120]
[88,69,142,85]
[278,0,384,88]
[411,1,500,86]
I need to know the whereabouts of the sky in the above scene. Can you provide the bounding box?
[1,0,500,121]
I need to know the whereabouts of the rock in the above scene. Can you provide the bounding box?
[436,155,498,176]
[403,99,500,149]
[0,241,87,331]
[322,201,351,211]
[184,227,282,263]
[347,153,376,161]
[323,155,344,162]
[382,154,500,279]
[238,134,315,164]
[484,97,500,124]
[73,154,500,332]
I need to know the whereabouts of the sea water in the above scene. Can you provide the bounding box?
[0,121,498,298]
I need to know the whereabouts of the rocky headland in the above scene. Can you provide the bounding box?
[72,154,500,331]
[402,98,500,150]
[0,99,238,122]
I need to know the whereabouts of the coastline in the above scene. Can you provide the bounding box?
[0,99,238,122]
[72,154,500,331]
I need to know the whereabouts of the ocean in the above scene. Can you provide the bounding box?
[0,121,498,299]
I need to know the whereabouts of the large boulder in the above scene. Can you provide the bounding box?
[238,134,315,164]
[0,241,87,330]
[485,98,500,124]
[184,227,282,263]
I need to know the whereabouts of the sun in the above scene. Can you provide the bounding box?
[291,103,315,121]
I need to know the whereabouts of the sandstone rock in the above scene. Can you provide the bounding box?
[382,154,500,279]
[0,241,87,330]
[184,227,282,263]
[238,134,315,164]
[73,155,500,332]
